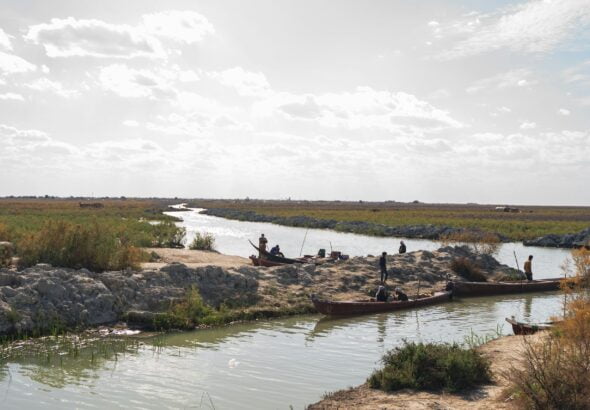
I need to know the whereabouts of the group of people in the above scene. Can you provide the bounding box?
[258,233,284,258]
[375,241,409,302]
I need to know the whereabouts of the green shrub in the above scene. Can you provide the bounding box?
[150,221,186,248]
[450,257,487,282]
[188,232,216,251]
[368,341,491,393]
[17,220,143,271]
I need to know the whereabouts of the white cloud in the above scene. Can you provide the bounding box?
[123,120,139,127]
[520,121,537,129]
[441,0,590,59]
[255,86,463,131]
[0,92,24,101]
[0,28,12,51]
[0,51,36,74]
[25,17,165,58]
[498,106,511,113]
[99,64,177,98]
[558,108,571,116]
[25,78,80,98]
[142,10,214,44]
[209,67,271,97]
[466,69,537,93]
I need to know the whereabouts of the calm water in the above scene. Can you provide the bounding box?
[0,208,572,409]
[170,207,573,279]
[1,292,565,409]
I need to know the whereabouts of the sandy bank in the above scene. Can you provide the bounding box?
[142,247,249,269]
[308,333,544,409]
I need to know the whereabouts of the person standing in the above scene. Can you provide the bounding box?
[523,255,533,281]
[399,241,406,254]
[379,251,388,283]
[258,234,268,258]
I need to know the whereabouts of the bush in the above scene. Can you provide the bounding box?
[150,221,186,248]
[189,232,216,251]
[450,257,487,282]
[17,220,143,271]
[368,341,491,393]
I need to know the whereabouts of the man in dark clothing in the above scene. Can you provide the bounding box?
[524,255,533,281]
[399,241,406,254]
[379,252,388,283]
[270,245,284,257]
[394,288,408,301]
[375,285,388,302]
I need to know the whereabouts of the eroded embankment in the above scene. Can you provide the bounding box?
[0,246,520,336]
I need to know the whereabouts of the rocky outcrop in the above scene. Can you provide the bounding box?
[523,227,590,249]
[200,208,507,241]
[0,263,258,336]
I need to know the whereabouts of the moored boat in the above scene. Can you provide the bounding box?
[454,278,562,297]
[249,256,288,267]
[311,290,453,316]
[505,317,555,335]
[249,240,303,264]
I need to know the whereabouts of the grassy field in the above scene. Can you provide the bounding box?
[189,199,590,241]
[0,198,184,270]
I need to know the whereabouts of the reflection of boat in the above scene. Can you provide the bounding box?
[311,291,453,316]
[505,317,556,335]
[249,240,303,264]
[454,278,562,297]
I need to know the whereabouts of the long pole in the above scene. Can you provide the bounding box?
[299,228,309,257]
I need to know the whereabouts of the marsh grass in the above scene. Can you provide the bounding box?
[189,232,216,251]
[367,341,491,393]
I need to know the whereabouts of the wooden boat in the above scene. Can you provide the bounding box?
[249,240,303,264]
[505,317,555,335]
[311,291,453,316]
[249,256,288,267]
[453,278,562,297]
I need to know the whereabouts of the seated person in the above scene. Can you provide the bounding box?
[394,287,408,301]
[375,285,388,302]
[270,245,284,257]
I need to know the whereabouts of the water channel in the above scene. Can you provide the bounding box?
[0,208,574,409]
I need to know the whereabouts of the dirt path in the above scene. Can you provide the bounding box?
[141,248,250,269]
[308,333,544,410]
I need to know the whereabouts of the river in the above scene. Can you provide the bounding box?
[171,207,573,279]
[0,208,573,409]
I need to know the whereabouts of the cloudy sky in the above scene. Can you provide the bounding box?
[1,0,589,204]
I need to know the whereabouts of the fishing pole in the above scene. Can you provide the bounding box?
[299,228,309,257]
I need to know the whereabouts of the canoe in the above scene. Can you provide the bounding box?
[505,317,555,335]
[248,240,303,264]
[311,291,453,316]
[454,278,562,297]
[249,256,288,267]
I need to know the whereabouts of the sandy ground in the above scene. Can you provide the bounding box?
[308,333,545,410]
[141,248,250,269]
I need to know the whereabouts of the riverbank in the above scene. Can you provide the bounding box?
[0,245,521,337]
[190,199,590,243]
[308,332,543,409]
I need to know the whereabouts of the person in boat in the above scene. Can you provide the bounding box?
[394,287,409,301]
[258,234,268,258]
[379,252,388,283]
[375,285,388,302]
[270,245,284,258]
[524,255,533,281]
[399,241,406,254]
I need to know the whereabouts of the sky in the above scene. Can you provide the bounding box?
[0,0,589,205]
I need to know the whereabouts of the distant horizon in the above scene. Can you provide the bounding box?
[1,0,589,205]
[2,194,588,208]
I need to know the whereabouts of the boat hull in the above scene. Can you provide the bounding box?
[454,278,562,297]
[505,318,554,335]
[249,256,287,267]
[311,291,453,316]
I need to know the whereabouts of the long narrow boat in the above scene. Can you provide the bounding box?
[249,240,303,264]
[249,256,288,267]
[311,291,453,316]
[505,317,555,335]
[454,278,562,297]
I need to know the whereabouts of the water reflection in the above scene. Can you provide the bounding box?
[1,292,565,410]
